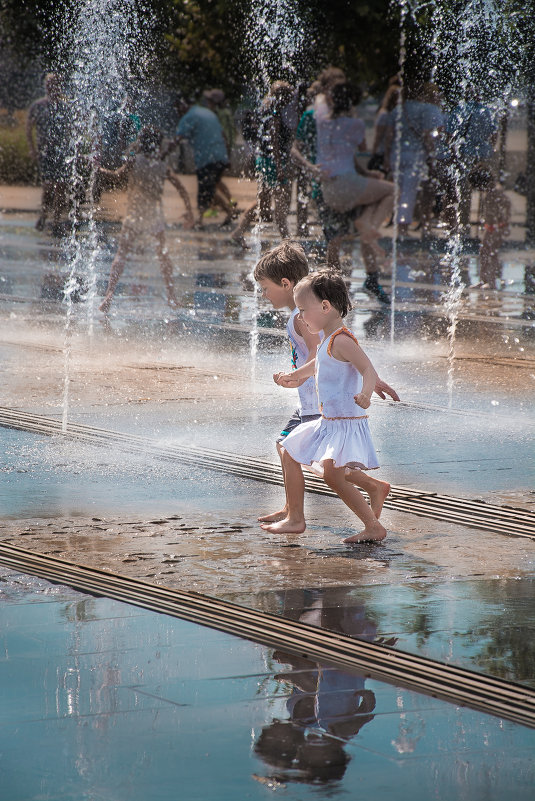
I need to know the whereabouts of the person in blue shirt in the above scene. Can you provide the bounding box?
[445,89,498,236]
[175,95,234,228]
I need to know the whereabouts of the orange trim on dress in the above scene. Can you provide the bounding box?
[322,414,369,420]
[326,326,359,357]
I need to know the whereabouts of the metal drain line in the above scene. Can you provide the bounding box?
[1,406,534,540]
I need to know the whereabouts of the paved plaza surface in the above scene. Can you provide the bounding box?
[0,177,534,595]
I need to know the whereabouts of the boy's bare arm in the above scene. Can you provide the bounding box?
[274,358,316,388]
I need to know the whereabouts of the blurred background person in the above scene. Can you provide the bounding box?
[231,80,296,246]
[383,80,442,237]
[175,93,234,228]
[26,73,72,232]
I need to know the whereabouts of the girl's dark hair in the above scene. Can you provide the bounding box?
[296,269,352,317]
[330,81,360,116]
[138,126,163,156]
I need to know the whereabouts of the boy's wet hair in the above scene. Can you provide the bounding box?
[254,240,309,284]
[296,269,352,317]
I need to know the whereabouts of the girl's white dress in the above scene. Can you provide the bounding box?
[282,327,379,475]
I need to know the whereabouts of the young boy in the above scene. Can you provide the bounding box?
[254,240,399,524]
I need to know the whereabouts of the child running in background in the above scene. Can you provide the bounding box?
[255,242,398,526]
[262,269,391,543]
[99,126,194,313]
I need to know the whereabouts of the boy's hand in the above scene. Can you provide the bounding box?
[354,392,371,409]
[274,371,304,388]
[374,378,400,402]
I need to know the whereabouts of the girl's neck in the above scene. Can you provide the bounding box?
[321,315,344,338]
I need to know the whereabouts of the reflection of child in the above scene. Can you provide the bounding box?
[253,589,378,786]
[255,242,398,526]
[99,126,194,313]
[264,269,391,543]
[478,173,511,288]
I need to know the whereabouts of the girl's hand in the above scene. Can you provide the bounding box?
[354,392,371,409]
[181,212,195,230]
[274,371,305,388]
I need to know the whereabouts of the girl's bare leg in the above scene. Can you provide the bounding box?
[345,468,390,519]
[352,179,394,258]
[155,231,178,308]
[273,182,291,239]
[322,460,386,542]
[260,448,306,533]
[99,234,133,312]
[258,441,288,522]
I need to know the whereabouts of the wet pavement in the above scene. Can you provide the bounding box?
[0,181,534,797]
[1,568,534,801]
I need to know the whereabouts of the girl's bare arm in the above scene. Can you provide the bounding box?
[331,335,378,409]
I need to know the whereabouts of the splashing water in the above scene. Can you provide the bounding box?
[390,0,410,344]
[395,0,523,397]
[61,0,147,429]
[245,0,306,381]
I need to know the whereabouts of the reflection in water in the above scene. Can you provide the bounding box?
[254,588,395,785]
[2,571,535,800]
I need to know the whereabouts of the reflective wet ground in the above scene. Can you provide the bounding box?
[1,568,534,801]
[1,182,534,796]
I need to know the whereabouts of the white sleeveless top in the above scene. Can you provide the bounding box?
[315,327,368,418]
[286,308,320,416]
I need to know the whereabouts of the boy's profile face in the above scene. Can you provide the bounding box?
[257,277,294,310]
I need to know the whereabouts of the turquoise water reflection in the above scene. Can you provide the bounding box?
[1,569,534,800]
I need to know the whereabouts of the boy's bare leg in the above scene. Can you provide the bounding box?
[260,448,306,534]
[155,231,178,308]
[230,200,257,245]
[326,234,343,270]
[36,183,55,230]
[345,468,390,519]
[258,441,289,522]
[322,460,386,542]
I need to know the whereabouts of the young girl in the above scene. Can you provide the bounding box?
[261,269,389,543]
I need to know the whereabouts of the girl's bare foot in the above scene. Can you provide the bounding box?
[230,233,249,249]
[343,521,387,543]
[260,517,306,534]
[258,509,287,523]
[99,295,112,313]
[366,480,390,519]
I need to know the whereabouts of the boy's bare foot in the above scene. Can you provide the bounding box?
[260,517,306,534]
[258,509,287,523]
[343,522,387,543]
[366,480,390,519]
